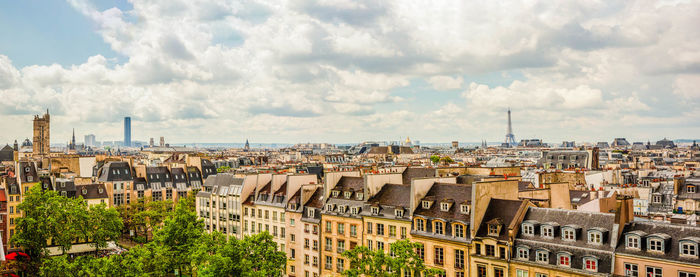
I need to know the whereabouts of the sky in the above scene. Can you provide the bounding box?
[0,0,699,144]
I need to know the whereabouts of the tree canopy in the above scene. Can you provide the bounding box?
[342,239,444,277]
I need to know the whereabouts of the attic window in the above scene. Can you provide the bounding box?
[289,203,297,210]
[98,188,104,194]
[562,228,576,241]
[421,201,431,209]
[338,205,346,213]
[648,238,663,252]
[395,209,404,218]
[680,241,697,257]
[488,224,500,236]
[542,226,554,238]
[626,235,640,249]
[588,231,602,245]
[82,188,87,195]
[460,205,470,214]
[307,209,315,218]
[27,176,33,182]
[344,191,352,199]
[522,223,534,236]
[355,193,363,200]
[351,207,359,215]
[25,167,30,172]
[689,186,696,193]
[326,204,334,211]
[371,207,379,215]
[440,203,450,212]
[332,191,339,197]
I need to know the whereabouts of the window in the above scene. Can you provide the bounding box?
[337,240,345,253]
[377,223,384,235]
[336,258,344,272]
[434,221,443,235]
[372,207,379,214]
[395,209,404,217]
[367,240,373,250]
[489,224,499,236]
[653,195,662,203]
[627,236,640,249]
[455,249,464,269]
[326,204,334,211]
[649,238,663,252]
[422,201,430,209]
[416,244,425,261]
[588,231,602,244]
[680,242,697,256]
[325,238,332,251]
[535,274,548,277]
[646,266,662,277]
[624,263,638,277]
[415,219,424,232]
[338,205,346,213]
[562,228,575,241]
[485,245,495,256]
[326,221,332,233]
[377,241,384,251]
[325,256,332,270]
[350,225,357,237]
[344,191,351,199]
[290,218,295,226]
[291,234,295,242]
[460,204,470,214]
[516,270,528,277]
[350,207,359,215]
[331,191,339,197]
[400,227,407,239]
[558,254,570,267]
[536,250,549,263]
[494,268,504,277]
[517,247,529,260]
[688,185,696,193]
[454,224,464,238]
[308,209,314,218]
[434,247,444,265]
[584,257,598,272]
[389,225,396,237]
[367,222,373,234]
[477,266,486,277]
[679,271,697,277]
[355,193,363,200]
[440,203,449,211]
[337,223,345,235]
[542,226,553,238]
[522,224,534,235]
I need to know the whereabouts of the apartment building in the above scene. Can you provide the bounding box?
[286,184,323,277]
[321,171,364,276]
[408,177,471,277]
[614,221,700,277]
[98,161,134,207]
[362,183,412,256]
[197,173,244,238]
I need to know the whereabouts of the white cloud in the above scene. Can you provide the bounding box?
[0,0,699,143]
[428,76,463,91]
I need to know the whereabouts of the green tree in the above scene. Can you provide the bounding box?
[440,156,454,164]
[342,239,443,277]
[197,232,286,277]
[152,197,204,276]
[429,155,440,165]
[217,166,231,173]
[87,203,123,253]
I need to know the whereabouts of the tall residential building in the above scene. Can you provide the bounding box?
[197,174,244,238]
[32,110,50,156]
[286,184,324,277]
[84,134,96,147]
[160,137,165,147]
[124,117,131,147]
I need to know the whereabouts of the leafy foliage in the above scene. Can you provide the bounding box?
[342,239,444,277]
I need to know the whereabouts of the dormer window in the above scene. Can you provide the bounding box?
[688,185,696,193]
[434,221,444,235]
[516,247,529,260]
[541,226,554,238]
[355,193,363,200]
[98,188,104,194]
[557,252,571,267]
[535,250,549,263]
[332,191,339,198]
[25,167,30,172]
[626,235,640,249]
[351,207,359,214]
[422,201,431,209]
[460,205,470,214]
[27,176,33,182]
[371,207,380,215]
[588,231,602,245]
[326,204,334,211]
[680,241,697,257]
[415,218,425,231]
[344,192,352,199]
[522,223,534,236]
[583,257,598,272]
[395,209,404,218]
[652,195,661,203]
[338,205,346,213]
[488,224,500,236]
[440,203,450,212]
[289,203,297,210]
[82,188,87,195]
[562,228,576,241]
[647,237,663,252]
[308,208,315,218]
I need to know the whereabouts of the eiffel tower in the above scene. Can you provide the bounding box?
[505,108,516,147]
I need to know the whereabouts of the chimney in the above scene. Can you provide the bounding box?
[614,195,634,238]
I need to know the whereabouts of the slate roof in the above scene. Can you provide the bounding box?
[512,207,617,275]
[616,221,700,265]
[413,183,472,223]
[476,199,524,240]
[76,184,108,200]
[678,179,700,200]
[97,161,133,182]
[332,176,364,192]
[363,183,411,220]
[0,145,13,161]
[402,167,435,185]
[17,161,38,184]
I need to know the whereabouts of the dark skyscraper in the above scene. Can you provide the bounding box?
[124,117,131,147]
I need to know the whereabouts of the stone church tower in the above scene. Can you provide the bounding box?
[33,109,50,156]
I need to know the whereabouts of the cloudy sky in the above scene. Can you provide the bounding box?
[1,0,699,145]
